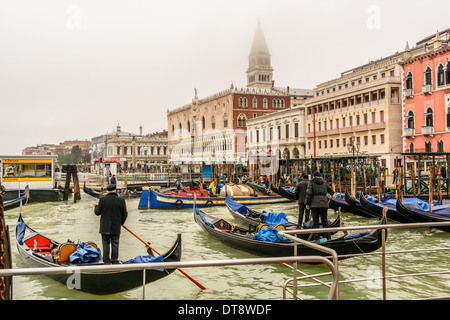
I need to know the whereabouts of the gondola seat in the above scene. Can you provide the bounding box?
[25,235,53,254]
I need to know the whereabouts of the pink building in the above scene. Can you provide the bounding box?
[402,31,450,154]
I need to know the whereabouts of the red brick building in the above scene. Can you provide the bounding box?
[402,30,450,155]
[167,20,311,166]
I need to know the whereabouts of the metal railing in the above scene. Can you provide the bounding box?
[279,220,450,300]
[0,256,339,300]
[1,221,450,300]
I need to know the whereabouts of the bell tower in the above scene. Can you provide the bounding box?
[246,19,273,89]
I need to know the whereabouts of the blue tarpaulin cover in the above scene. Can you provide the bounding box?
[16,220,26,245]
[255,227,290,242]
[261,212,289,225]
[225,196,248,215]
[123,254,164,271]
[70,242,101,264]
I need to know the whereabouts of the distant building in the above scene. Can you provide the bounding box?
[91,123,168,175]
[167,20,312,168]
[22,140,91,157]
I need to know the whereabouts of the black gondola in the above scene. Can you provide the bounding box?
[3,194,27,211]
[270,185,296,201]
[83,182,141,199]
[343,189,379,218]
[395,199,450,232]
[359,193,414,223]
[225,196,340,234]
[245,181,268,195]
[194,207,386,259]
[15,214,182,295]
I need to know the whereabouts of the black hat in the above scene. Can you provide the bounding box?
[313,171,321,177]
[106,184,116,191]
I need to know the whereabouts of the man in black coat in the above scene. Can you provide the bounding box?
[305,172,335,241]
[294,174,310,227]
[93,184,128,264]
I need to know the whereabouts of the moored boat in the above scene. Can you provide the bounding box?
[15,214,182,294]
[395,199,450,232]
[83,182,141,199]
[138,185,292,210]
[194,207,386,259]
[343,189,379,218]
[225,196,340,232]
[359,193,414,223]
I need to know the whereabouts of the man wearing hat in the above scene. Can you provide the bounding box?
[93,184,128,264]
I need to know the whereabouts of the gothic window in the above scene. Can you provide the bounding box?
[253,98,257,108]
[438,140,444,153]
[409,142,414,153]
[446,62,450,85]
[223,113,228,127]
[406,72,413,90]
[447,107,450,128]
[171,124,175,135]
[202,116,205,130]
[407,110,414,129]
[438,64,445,86]
[187,121,190,133]
[424,67,432,86]
[425,141,432,153]
[211,116,216,129]
[425,107,433,126]
[237,114,247,127]
[179,123,182,135]
[263,98,268,109]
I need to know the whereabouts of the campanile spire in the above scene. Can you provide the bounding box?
[246,19,273,88]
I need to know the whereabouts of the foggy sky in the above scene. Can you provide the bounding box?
[1,0,449,155]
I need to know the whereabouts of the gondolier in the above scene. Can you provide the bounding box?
[305,172,335,242]
[93,184,128,264]
[294,174,310,227]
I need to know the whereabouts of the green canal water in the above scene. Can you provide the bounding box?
[3,194,450,300]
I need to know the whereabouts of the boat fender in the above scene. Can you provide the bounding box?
[205,200,213,207]
[175,199,183,208]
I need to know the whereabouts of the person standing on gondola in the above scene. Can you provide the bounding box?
[294,174,310,228]
[93,184,128,264]
[305,171,335,242]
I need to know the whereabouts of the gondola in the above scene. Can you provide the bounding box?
[396,199,450,232]
[194,207,386,259]
[245,181,268,195]
[270,184,296,201]
[83,182,141,199]
[3,194,27,211]
[343,189,379,218]
[359,193,414,223]
[15,214,182,295]
[225,196,340,233]
[138,185,291,209]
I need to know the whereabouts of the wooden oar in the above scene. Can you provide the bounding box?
[122,225,206,290]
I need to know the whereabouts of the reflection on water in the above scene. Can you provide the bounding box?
[4,194,450,300]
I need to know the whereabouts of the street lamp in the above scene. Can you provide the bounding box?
[347,135,360,197]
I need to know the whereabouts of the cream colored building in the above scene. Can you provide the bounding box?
[304,53,404,174]
[246,104,306,160]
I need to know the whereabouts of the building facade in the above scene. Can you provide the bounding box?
[167,20,312,168]
[402,30,450,155]
[304,53,404,173]
[91,123,168,175]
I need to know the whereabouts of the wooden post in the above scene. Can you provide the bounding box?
[377,160,382,202]
[411,161,416,197]
[72,166,81,203]
[351,159,355,198]
[429,170,434,212]
[63,165,72,201]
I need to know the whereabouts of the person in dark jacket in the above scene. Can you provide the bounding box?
[294,174,310,227]
[305,172,335,241]
[93,184,128,264]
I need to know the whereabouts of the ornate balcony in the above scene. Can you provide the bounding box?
[422,126,434,135]
[403,128,415,137]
